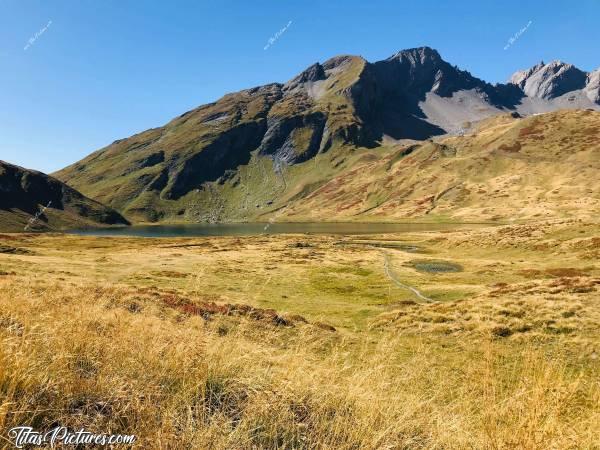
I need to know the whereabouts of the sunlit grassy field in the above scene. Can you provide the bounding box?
[0,219,598,448]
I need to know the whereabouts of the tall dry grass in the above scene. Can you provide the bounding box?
[0,279,598,449]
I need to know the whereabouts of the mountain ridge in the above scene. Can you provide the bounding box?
[53,47,600,224]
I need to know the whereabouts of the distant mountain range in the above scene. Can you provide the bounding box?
[2,47,598,230]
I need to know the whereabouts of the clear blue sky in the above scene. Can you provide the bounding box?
[1,0,599,173]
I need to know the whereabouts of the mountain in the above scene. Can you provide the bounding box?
[53,47,600,223]
[509,61,588,98]
[506,60,600,115]
[0,161,129,232]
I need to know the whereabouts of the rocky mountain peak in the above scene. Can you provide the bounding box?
[388,46,443,65]
[509,60,588,99]
[322,55,364,72]
[285,62,326,90]
[374,46,486,100]
[508,61,545,86]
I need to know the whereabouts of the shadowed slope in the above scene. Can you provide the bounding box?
[0,160,129,232]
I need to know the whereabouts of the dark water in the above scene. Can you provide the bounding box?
[70,222,489,238]
[410,260,464,273]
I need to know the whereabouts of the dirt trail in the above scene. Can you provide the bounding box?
[382,252,433,302]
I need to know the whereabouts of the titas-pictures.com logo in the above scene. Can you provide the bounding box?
[7,426,136,448]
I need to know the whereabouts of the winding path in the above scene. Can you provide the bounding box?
[382,252,433,302]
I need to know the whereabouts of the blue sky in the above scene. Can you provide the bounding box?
[1,0,599,173]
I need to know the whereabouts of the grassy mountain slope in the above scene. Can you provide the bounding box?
[58,109,600,224]
[54,56,371,223]
[272,109,600,222]
[0,160,129,232]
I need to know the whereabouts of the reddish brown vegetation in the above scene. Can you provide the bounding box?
[159,292,305,327]
[499,142,522,153]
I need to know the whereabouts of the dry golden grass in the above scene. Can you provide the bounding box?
[0,220,599,448]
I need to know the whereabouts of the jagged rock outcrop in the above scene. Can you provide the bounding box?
[258,112,327,164]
